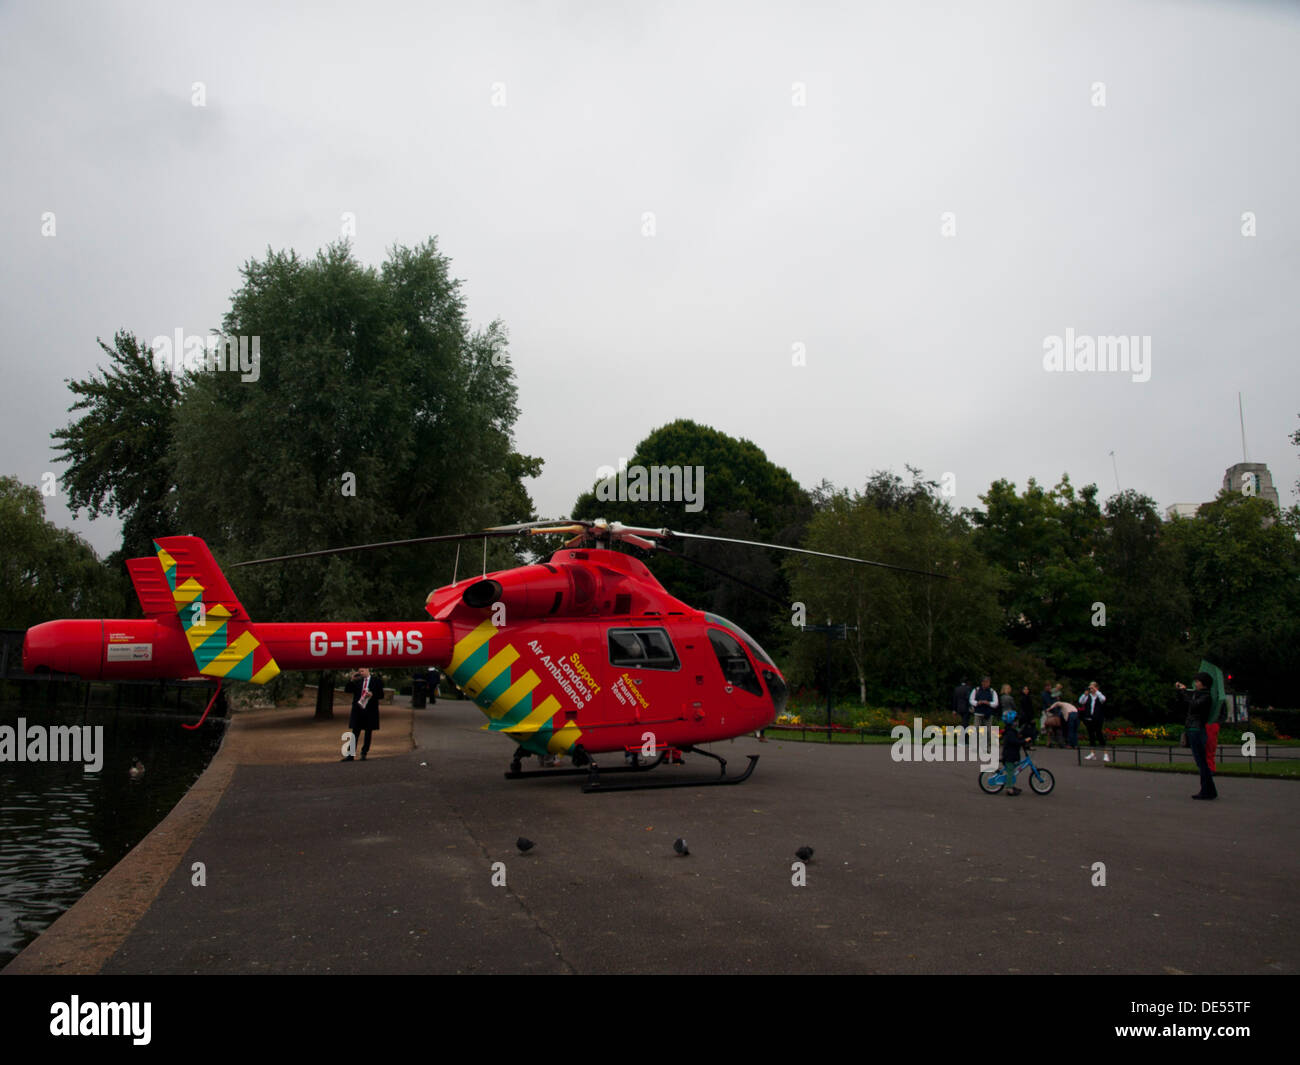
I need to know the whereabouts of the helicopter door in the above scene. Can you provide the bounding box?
[606,626,680,723]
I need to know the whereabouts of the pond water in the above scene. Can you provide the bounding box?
[0,701,224,968]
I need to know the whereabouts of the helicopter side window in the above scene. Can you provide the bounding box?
[608,628,680,670]
[707,629,763,696]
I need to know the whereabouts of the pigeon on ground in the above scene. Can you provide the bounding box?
[673,837,689,856]
[795,846,814,863]
[516,837,535,853]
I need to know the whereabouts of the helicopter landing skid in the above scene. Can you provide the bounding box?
[580,747,759,793]
[505,750,668,780]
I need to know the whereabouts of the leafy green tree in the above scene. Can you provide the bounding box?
[572,420,811,646]
[50,331,181,567]
[968,474,1106,679]
[0,476,123,628]
[170,238,540,627]
[784,469,1003,708]
[1164,490,1300,705]
[1088,490,1194,719]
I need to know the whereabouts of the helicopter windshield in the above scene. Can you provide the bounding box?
[706,628,764,696]
[703,613,775,668]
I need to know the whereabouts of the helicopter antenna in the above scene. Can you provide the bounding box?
[482,536,488,577]
[452,543,460,584]
[1239,391,1249,462]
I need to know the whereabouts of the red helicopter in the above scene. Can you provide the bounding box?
[22,518,941,791]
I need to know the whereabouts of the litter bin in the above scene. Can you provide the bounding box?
[412,676,428,709]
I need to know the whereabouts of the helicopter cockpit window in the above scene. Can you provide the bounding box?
[608,627,680,670]
[707,629,764,697]
[703,612,775,668]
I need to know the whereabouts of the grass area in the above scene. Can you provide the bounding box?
[1109,761,1300,781]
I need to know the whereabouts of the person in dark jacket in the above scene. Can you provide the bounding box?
[1020,713,1039,751]
[1019,685,1036,725]
[952,679,972,726]
[344,667,384,761]
[1177,672,1217,800]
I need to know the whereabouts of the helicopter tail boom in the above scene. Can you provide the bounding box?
[22,536,454,683]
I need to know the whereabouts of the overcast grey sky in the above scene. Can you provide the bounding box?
[2,0,1297,557]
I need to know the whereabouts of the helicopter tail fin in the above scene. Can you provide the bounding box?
[132,536,281,684]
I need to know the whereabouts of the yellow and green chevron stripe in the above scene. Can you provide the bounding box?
[449,619,582,757]
[156,541,280,684]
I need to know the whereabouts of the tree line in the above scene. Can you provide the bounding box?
[5,237,1298,720]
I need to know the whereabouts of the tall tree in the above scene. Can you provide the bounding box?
[50,331,181,567]
[171,239,540,625]
[784,469,1002,707]
[968,474,1106,678]
[1092,490,1194,720]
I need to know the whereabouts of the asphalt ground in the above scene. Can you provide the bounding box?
[15,699,1300,974]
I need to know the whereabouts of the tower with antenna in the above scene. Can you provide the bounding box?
[1223,393,1279,509]
[1165,393,1280,519]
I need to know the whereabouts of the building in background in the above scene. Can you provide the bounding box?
[1221,462,1280,509]
[1165,461,1280,521]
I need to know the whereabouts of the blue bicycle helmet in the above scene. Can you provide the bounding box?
[1002,709,1017,724]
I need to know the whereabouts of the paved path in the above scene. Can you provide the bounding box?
[10,700,1299,974]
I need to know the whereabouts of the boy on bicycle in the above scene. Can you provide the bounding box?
[1001,709,1024,796]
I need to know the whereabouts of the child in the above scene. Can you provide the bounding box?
[1043,708,1064,747]
[1000,709,1024,796]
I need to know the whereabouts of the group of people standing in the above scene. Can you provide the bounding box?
[951,673,1221,801]
[951,677,1108,755]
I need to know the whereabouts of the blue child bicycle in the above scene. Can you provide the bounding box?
[979,754,1055,795]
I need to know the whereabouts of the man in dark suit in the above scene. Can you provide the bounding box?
[343,667,384,761]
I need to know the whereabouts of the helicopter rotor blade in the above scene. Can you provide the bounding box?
[607,522,671,540]
[231,517,606,568]
[229,529,522,568]
[663,530,952,580]
[482,518,592,533]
